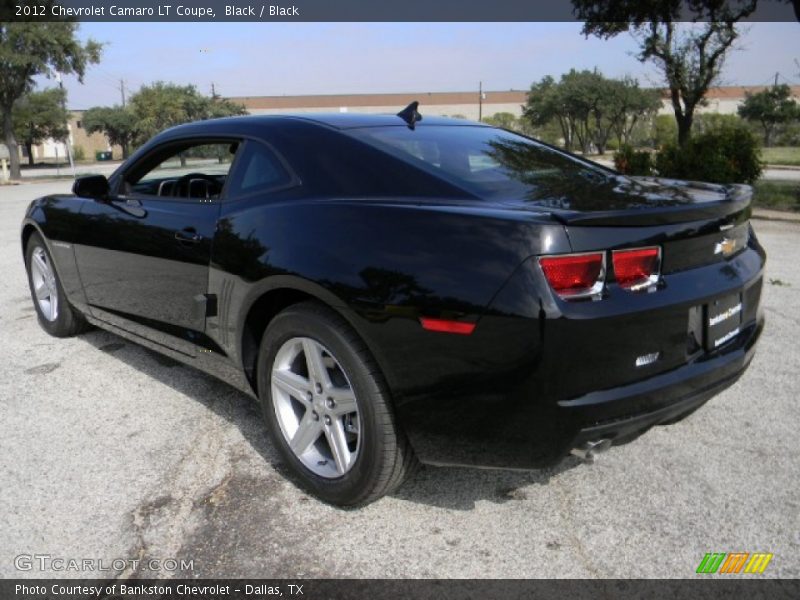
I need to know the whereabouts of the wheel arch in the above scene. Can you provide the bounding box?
[237,278,391,399]
[21,221,44,255]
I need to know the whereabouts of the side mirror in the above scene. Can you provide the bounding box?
[73,175,110,199]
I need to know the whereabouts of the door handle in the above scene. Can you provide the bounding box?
[175,227,203,243]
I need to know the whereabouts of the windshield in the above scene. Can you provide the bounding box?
[348,125,615,204]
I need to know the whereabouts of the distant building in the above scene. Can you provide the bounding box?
[22,111,121,164]
[17,85,798,163]
[234,90,526,121]
[230,85,800,121]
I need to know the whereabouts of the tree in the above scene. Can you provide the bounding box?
[482,112,519,129]
[82,105,139,159]
[738,84,800,146]
[524,70,659,154]
[129,82,246,143]
[0,13,101,178]
[12,87,69,166]
[605,77,662,147]
[524,75,576,151]
[573,0,759,146]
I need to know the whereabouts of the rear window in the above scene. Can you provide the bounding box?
[348,125,613,201]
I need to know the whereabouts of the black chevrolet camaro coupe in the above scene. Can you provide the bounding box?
[21,107,765,505]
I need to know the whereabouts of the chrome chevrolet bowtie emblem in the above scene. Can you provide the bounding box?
[714,237,737,257]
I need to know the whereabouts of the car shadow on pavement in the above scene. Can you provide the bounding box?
[81,329,584,511]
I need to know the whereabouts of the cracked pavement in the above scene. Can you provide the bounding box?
[1,182,798,579]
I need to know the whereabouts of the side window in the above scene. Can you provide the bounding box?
[226,141,292,198]
[124,141,240,200]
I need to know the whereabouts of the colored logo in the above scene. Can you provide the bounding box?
[714,237,738,257]
[696,552,773,574]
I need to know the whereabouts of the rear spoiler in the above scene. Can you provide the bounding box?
[550,184,752,227]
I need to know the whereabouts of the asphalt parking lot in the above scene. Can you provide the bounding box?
[1,181,798,579]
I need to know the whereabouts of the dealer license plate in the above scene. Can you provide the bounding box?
[705,293,743,351]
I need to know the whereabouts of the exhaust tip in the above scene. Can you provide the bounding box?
[570,439,612,462]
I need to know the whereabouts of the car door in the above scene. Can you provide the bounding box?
[74,138,242,356]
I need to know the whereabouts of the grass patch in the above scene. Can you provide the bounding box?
[761,147,800,167]
[752,180,800,212]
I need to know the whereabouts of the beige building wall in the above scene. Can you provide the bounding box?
[247,102,525,121]
[56,86,797,160]
[238,86,800,122]
[27,112,122,162]
[69,112,123,160]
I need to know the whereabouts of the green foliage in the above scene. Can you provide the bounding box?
[655,122,762,184]
[12,87,69,165]
[760,146,800,167]
[737,84,800,146]
[71,145,85,161]
[614,144,653,176]
[752,180,800,212]
[523,70,659,154]
[0,15,102,177]
[653,114,678,147]
[694,113,742,134]
[128,82,246,143]
[573,0,758,145]
[482,112,518,129]
[82,105,139,158]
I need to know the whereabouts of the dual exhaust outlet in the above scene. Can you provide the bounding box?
[570,438,612,462]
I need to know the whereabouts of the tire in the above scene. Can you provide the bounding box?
[25,232,89,338]
[256,301,416,506]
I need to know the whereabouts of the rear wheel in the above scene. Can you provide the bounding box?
[25,233,89,337]
[257,301,416,506]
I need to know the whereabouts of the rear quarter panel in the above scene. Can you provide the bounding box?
[207,195,570,399]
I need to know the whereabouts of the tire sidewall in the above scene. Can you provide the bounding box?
[25,234,72,336]
[257,307,388,504]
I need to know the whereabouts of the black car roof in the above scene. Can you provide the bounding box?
[280,113,489,129]
[159,112,489,138]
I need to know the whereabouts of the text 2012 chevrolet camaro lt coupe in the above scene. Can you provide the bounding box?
[21,105,765,505]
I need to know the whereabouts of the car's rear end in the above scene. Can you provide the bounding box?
[344,121,765,469]
[525,182,765,461]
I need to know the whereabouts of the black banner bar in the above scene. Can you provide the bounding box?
[2,0,798,22]
[2,579,800,600]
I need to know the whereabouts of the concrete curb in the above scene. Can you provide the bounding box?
[752,208,800,223]
[765,164,800,171]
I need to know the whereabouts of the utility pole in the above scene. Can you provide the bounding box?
[774,72,779,87]
[478,81,483,121]
[211,82,218,99]
[119,79,126,107]
[55,72,76,179]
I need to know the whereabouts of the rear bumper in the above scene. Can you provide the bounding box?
[390,233,766,470]
[406,316,762,470]
[566,318,762,453]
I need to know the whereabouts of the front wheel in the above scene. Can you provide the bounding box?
[25,232,89,337]
[256,301,416,506]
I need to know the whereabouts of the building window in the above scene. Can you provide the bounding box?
[76,121,82,129]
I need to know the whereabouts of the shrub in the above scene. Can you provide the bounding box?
[614,144,653,176]
[654,124,762,184]
[693,113,742,135]
[71,145,85,161]
[652,114,678,147]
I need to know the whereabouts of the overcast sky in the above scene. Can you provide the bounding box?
[52,22,800,109]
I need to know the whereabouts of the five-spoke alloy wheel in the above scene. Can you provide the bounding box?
[271,337,361,478]
[29,246,59,322]
[258,301,416,506]
[24,232,89,338]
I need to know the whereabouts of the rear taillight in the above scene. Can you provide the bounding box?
[539,252,605,299]
[612,247,661,291]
